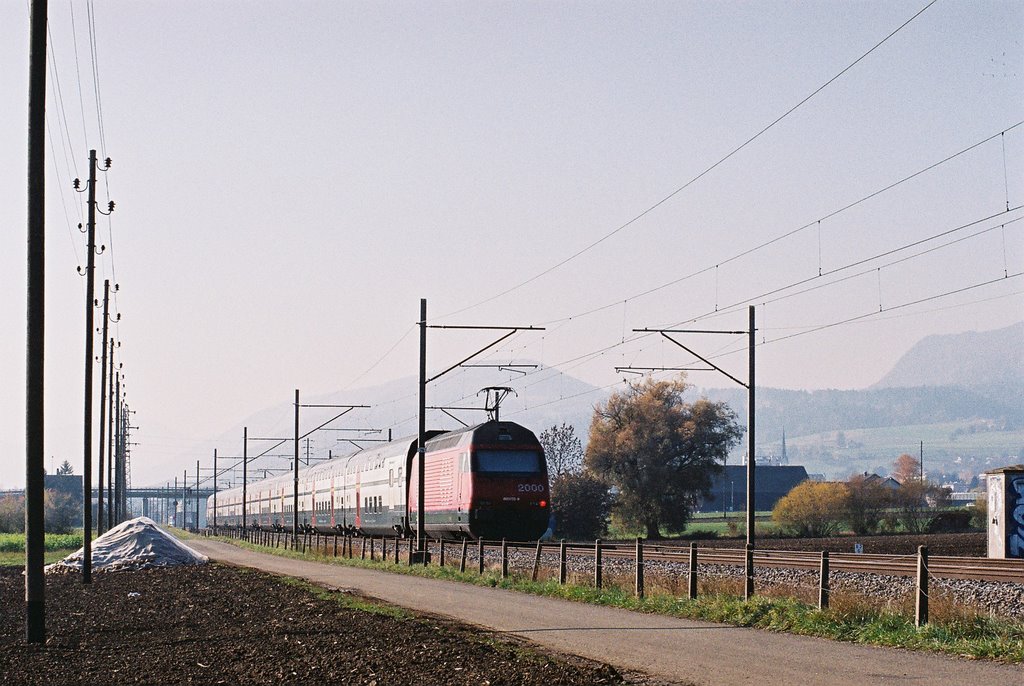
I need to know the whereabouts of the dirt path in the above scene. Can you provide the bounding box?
[189,539,1022,686]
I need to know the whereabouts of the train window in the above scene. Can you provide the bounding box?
[475,450,542,473]
[389,469,394,487]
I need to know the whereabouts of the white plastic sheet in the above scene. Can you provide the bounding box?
[46,516,208,573]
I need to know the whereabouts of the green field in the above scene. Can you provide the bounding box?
[0,533,83,553]
[780,422,1024,479]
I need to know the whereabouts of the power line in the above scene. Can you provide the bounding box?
[764,272,1024,346]
[438,0,941,321]
[68,0,91,152]
[535,122,1024,328]
[86,0,108,157]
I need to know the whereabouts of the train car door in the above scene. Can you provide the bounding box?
[355,468,361,529]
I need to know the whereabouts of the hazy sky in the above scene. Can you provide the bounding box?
[1,1,1021,489]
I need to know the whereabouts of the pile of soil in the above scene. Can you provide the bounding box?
[0,564,636,685]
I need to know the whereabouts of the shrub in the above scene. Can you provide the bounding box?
[550,471,614,540]
[772,481,848,537]
[0,495,25,533]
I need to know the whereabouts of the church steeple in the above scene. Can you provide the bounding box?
[781,428,788,465]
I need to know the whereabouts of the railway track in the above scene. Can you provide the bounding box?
[493,540,1024,584]
[215,529,1024,584]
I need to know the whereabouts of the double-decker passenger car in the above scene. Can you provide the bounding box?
[209,420,550,541]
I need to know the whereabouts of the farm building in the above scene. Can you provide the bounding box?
[698,465,809,513]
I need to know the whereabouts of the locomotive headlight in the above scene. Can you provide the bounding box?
[539,500,547,508]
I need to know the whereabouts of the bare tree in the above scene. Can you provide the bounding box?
[892,453,921,483]
[539,423,584,478]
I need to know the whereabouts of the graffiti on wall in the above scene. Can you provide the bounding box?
[1009,475,1024,558]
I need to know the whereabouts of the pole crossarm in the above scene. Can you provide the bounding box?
[297,405,369,438]
[634,328,747,335]
[460,364,538,375]
[615,366,714,374]
[659,332,748,389]
[425,405,489,412]
[425,326,545,383]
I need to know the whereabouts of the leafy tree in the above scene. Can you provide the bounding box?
[585,375,742,539]
[44,489,78,534]
[889,480,949,533]
[539,423,585,478]
[772,481,849,537]
[56,460,74,475]
[892,453,921,483]
[1,491,80,534]
[550,471,613,540]
[0,495,25,533]
[845,474,891,534]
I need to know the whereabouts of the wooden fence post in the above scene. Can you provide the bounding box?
[688,542,698,600]
[635,537,644,599]
[440,539,446,568]
[370,536,375,561]
[532,541,542,582]
[819,551,830,610]
[559,539,567,585]
[360,536,367,560]
[408,536,414,565]
[478,539,486,575]
[501,539,509,579]
[916,546,929,627]
[744,543,754,600]
[595,539,602,589]
[460,538,468,573]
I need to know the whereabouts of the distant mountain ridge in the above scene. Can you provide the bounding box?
[871,322,1022,407]
[157,327,1022,486]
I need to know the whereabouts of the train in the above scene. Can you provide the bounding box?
[207,420,551,541]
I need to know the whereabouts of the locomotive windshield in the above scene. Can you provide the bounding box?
[474,450,542,474]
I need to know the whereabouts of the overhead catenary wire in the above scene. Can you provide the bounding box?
[437,0,942,322]
[534,122,1024,328]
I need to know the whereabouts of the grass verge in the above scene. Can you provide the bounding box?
[191,532,1024,663]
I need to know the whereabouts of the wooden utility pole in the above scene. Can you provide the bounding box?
[25,0,48,645]
[79,149,97,584]
[106,339,115,530]
[96,282,111,534]
[113,372,121,522]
